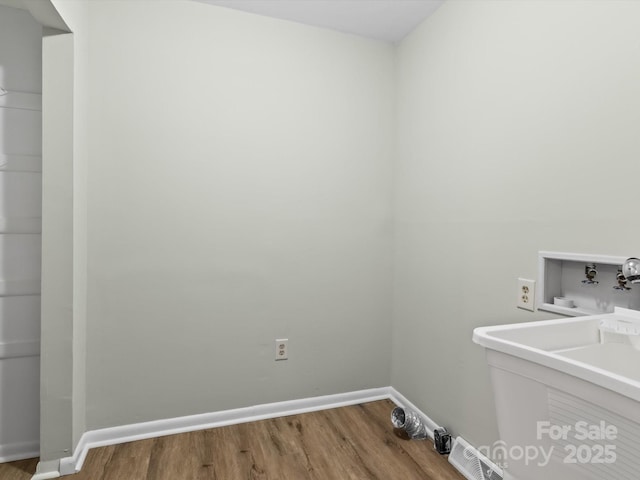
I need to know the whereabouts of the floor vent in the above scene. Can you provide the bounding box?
[448,436,503,480]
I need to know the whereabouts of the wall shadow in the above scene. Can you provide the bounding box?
[0,3,43,464]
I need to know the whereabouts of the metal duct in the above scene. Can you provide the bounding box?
[390,407,429,440]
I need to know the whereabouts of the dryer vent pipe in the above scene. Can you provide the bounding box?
[391,407,429,440]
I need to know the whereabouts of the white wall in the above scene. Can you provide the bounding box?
[84,0,395,429]
[48,0,89,454]
[36,0,640,466]
[393,0,640,449]
[0,6,41,93]
[39,0,88,463]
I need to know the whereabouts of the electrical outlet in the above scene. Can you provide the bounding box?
[275,338,288,361]
[517,278,536,311]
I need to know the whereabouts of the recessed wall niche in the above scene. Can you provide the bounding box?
[538,251,640,317]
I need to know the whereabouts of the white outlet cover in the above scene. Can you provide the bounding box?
[275,338,288,361]
[517,278,536,312]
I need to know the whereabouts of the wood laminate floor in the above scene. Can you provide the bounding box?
[0,400,464,480]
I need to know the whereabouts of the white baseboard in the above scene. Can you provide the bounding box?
[31,459,60,479]
[37,386,448,479]
[50,387,394,477]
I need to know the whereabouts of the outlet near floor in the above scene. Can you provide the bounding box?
[517,278,536,311]
[275,339,288,361]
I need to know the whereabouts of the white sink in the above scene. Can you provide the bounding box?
[473,307,640,480]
